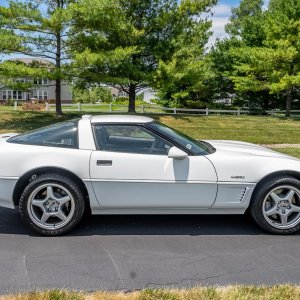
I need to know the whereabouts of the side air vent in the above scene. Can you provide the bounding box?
[214,185,251,207]
[239,187,249,202]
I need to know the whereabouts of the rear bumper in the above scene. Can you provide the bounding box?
[0,177,18,209]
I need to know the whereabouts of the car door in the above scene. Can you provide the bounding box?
[90,124,218,208]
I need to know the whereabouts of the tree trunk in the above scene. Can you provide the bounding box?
[285,91,292,118]
[55,27,63,116]
[56,78,62,116]
[128,83,136,113]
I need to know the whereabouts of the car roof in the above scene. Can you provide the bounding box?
[88,115,154,124]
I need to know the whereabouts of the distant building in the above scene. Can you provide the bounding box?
[0,58,72,103]
[110,86,158,103]
[137,88,158,104]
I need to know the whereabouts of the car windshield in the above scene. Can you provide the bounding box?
[147,122,215,155]
[7,120,79,149]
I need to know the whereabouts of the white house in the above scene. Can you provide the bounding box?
[0,58,72,103]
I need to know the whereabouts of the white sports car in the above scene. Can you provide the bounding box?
[0,114,300,235]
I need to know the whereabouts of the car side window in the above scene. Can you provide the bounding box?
[8,121,79,149]
[93,124,172,155]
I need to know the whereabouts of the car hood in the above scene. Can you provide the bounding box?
[205,140,296,159]
[204,140,300,182]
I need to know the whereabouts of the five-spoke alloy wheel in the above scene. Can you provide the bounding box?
[250,177,300,234]
[262,186,300,229]
[19,174,85,236]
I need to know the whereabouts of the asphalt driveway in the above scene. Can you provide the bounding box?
[0,207,300,294]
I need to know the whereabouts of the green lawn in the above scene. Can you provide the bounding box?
[273,148,300,158]
[158,115,300,144]
[0,111,79,133]
[1,112,300,145]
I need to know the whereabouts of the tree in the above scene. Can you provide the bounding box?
[228,0,300,117]
[0,0,73,115]
[155,54,216,108]
[207,0,271,111]
[208,38,241,107]
[73,86,113,103]
[225,0,265,47]
[70,0,216,112]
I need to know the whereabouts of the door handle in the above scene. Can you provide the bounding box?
[97,160,112,166]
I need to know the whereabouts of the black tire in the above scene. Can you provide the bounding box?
[250,176,300,234]
[19,173,85,236]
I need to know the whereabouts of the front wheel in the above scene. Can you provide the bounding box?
[19,174,85,236]
[250,177,300,234]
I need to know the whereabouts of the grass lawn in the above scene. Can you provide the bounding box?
[1,285,300,300]
[158,115,300,144]
[1,112,300,145]
[273,148,300,158]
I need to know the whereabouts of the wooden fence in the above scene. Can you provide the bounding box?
[8,101,300,116]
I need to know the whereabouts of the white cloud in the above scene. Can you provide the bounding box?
[208,15,230,46]
[262,0,269,11]
[202,3,232,46]
[211,4,232,17]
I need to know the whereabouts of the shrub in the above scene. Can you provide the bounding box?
[22,102,45,111]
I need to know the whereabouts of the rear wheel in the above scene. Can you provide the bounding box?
[250,177,300,234]
[19,174,85,236]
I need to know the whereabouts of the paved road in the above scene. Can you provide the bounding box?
[0,207,300,294]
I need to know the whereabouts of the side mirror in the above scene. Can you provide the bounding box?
[168,146,188,160]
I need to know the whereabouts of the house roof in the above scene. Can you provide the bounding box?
[9,58,53,66]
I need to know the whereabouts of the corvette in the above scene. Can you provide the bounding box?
[1,114,300,235]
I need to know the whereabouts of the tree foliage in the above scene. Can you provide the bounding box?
[0,0,299,116]
[0,0,73,115]
[69,0,216,112]
[225,0,265,46]
[220,0,300,116]
[73,86,113,104]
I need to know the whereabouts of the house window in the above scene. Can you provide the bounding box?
[2,90,23,100]
[118,91,127,97]
[34,91,48,100]
[34,78,48,86]
[15,79,26,83]
[34,79,42,85]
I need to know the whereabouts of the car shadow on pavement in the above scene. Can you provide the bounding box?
[0,207,275,236]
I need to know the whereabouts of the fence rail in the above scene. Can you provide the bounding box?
[6,101,300,116]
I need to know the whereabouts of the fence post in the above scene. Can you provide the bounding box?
[109,103,113,112]
[142,105,144,113]
[271,109,274,116]
[206,108,209,116]
[237,109,240,116]
[45,102,49,112]
[174,107,177,114]
[14,101,17,111]
[77,102,81,112]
